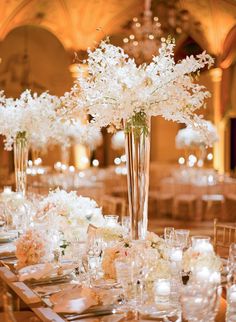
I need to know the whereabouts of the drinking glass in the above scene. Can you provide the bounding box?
[121,216,130,237]
[180,283,213,321]
[0,202,7,230]
[104,215,119,227]
[115,258,140,309]
[86,237,103,283]
[164,227,175,244]
[174,229,189,249]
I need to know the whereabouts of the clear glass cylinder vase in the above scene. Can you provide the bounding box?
[14,132,28,196]
[124,114,151,240]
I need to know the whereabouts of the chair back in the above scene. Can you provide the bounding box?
[100,195,127,218]
[213,218,236,257]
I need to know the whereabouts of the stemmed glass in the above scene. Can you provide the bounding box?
[86,236,103,285]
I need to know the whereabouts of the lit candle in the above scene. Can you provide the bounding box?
[193,241,213,253]
[3,186,12,195]
[209,271,221,284]
[195,267,211,281]
[170,248,183,262]
[155,279,171,296]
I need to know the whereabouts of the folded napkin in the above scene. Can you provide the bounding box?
[50,286,99,314]
[18,262,77,282]
[0,243,16,257]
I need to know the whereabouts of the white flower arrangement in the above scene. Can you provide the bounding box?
[0,90,62,150]
[72,38,213,138]
[37,188,104,232]
[182,247,222,273]
[175,120,219,149]
[52,119,103,150]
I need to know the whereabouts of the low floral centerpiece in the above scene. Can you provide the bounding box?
[37,189,104,242]
[15,229,47,268]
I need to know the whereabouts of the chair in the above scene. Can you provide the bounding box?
[99,195,127,218]
[0,287,40,322]
[213,218,236,258]
[201,194,224,221]
[173,194,198,220]
[149,191,174,218]
[224,194,236,221]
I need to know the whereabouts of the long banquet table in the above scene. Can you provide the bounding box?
[0,242,227,321]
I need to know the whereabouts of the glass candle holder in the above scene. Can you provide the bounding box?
[191,236,213,253]
[154,278,171,303]
[170,246,183,262]
[104,215,119,227]
[3,186,12,195]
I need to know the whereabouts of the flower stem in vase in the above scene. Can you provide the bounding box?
[14,131,28,196]
[124,112,150,240]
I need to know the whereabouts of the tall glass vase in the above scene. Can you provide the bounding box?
[14,132,28,196]
[124,113,151,240]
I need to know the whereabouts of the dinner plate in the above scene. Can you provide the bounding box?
[0,230,18,243]
[18,261,77,283]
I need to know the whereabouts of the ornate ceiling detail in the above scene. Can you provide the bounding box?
[0,0,235,56]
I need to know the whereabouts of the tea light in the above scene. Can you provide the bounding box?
[209,271,221,284]
[155,279,171,296]
[3,186,12,195]
[170,248,183,262]
[195,267,211,281]
[192,241,213,253]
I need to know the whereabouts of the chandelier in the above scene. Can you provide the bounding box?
[122,0,198,65]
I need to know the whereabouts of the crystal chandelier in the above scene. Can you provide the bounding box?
[123,0,162,65]
[122,0,195,65]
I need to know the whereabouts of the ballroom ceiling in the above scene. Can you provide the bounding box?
[0,0,235,56]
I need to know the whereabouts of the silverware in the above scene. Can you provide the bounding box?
[66,309,114,321]
[28,277,71,287]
